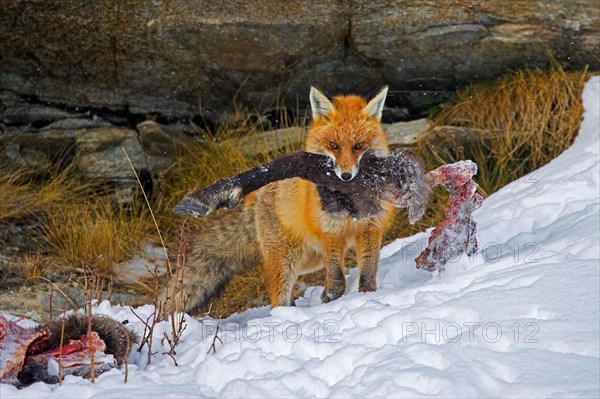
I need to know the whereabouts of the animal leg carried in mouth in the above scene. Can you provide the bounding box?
[174,152,483,272]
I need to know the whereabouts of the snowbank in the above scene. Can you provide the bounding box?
[2,77,598,398]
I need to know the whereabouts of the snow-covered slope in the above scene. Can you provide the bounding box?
[2,77,599,398]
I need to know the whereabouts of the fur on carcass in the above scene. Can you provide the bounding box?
[0,313,137,387]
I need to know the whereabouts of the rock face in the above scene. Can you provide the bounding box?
[384,119,432,146]
[0,120,193,203]
[0,0,598,200]
[0,0,598,120]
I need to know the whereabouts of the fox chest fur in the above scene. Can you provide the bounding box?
[250,178,394,249]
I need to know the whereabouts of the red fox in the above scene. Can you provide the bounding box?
[180,86,395,313]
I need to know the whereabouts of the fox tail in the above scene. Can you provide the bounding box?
[175,205,260,314]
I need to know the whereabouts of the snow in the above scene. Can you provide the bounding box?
[116,242,168,284]
[2,76,599,398]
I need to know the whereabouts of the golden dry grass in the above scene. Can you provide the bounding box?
[0,165,87,222]
[43,197,153,274]
[0,164,154,280]
[420,64,590,194]
[384,64,591,243]
[20,252,46,281]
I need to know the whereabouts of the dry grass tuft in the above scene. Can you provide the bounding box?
[43,197,153,274]
[20,252,46,281]
[420,64,590,195]
[0,165,88,223]
[385,64,590,242]
[0,160,154,280]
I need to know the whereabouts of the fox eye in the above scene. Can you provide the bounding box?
[329,141,339,151]
[354,142,364,151]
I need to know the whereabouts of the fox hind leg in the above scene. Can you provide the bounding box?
[261,241,301,307]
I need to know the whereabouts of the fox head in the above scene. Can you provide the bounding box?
[305,86,389,181]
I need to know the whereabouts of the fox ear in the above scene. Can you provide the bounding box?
[364,85,388,121]
[310,86,334,121]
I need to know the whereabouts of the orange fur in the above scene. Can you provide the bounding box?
[254,87,394,306]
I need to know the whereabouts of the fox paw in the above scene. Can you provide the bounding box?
[321,288,344,303]
[358,281,377,293]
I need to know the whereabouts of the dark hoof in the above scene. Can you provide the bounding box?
[172,198,211,218]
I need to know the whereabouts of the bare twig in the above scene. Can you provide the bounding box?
[49,284,54,321]
[122,147,170,274]
[58,296,67,385]
[207,324,223,354]
[159,219,190,364]
[122,146,190,366]
[130,308,149,351]
[96,263,110,303]
[162,351,178,366]
[106,277,113,302]
[31,277,78,311]
[124,331,130,383]
[130,305,160,366]
[87,287,95,383]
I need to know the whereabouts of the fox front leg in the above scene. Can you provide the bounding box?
[356,224,384,293]
[320,238,346,303]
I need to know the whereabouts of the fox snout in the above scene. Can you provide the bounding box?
[333,163,359,181]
